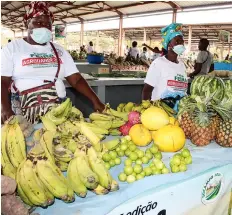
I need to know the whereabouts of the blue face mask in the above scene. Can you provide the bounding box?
[173,44,186,55]
[31,28,52,44]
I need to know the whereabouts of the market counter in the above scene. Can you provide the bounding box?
[75,62,111,74]
[34,134,232,215]
[65,78,144,117]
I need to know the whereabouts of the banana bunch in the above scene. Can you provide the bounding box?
[1,116,26,179]
[152,100,176,116]
[53,144,74,163]
[116,100,151,113]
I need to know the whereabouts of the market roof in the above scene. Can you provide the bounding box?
[2,1,232,31]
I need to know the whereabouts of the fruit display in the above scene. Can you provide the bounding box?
[178,76,232,147]
[209,70,232,77]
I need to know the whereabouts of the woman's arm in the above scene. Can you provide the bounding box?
[66,73,105,112]
[142,84,154,100]
[142,44,155,52]
[1,77,14,123]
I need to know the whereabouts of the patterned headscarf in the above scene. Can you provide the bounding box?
[161,23,183,50]
[23,1,54,25]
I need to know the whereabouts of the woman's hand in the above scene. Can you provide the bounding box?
[93,100,105,112]
[1,109,14,124]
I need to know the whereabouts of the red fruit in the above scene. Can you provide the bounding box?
[128,111,141,125]
[119,122,133,136]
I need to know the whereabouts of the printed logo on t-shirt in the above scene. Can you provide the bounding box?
[167,74,187,89]
[22,51,63,68]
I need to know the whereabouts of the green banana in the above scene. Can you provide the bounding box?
[92,184,109,195]
[132,105,143,112]
[67,158,87,198]
[87,146,112,189]
[75,148,99,189]
[92,120,112,130]
[108,108,128,121]
[102,138,120,150]
[109,129,121,136]
[55,159,69,172]
[58,121,79,135]
[20,159,49,207]
[85,123,109,135]
[41,117,57,132]
[117,103,125,112]
[124,102,134,112]
[61,100,72,118]
[96,134,106,140]
[36,158,69,200]
[45,111,66,125]
[54,145,74,163]
[89,112,114,121]
[28,143,46,158]
[111,119,125,128]
[110,179,119,192]
[141,100,151,109]
[52,98,71,117]
[70,107,84,121]
[67,139,78,153]
[160,101,176,115]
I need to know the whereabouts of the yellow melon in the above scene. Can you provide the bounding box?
[153,125,186,152]
[169,116,180,126]
[129,124,152,147]
[141,107,169,130]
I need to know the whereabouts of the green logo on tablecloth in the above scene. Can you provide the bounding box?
[202,172,224,204]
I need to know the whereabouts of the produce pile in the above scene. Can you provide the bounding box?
[178,76,232,147]
[208,70,232,78]
[69,50,86,61]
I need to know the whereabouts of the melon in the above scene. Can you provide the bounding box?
[152,125,186,152]
[141,107,169,131]
[129,124,152,147]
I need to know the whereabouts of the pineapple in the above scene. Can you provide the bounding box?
[178,112,193,139]
[215,119,232,147]
[210,115,220,140]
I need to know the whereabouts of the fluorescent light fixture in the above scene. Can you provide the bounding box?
[127,10,173,18]
[183,4,232,12]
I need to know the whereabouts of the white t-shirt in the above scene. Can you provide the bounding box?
[152,53,161,61]
[129,47,140,58]
[140,51,149,60]
[1,39,78,98]
[196,51,213,75]
[87,46,93,53]
[144,56,188,101]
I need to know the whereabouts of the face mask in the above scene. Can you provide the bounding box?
[31,28,52,44]
[173,44,186,55]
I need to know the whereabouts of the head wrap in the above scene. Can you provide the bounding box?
[23,1,54,25]
[161,23,183,50]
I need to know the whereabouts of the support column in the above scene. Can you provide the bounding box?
[143,28,146,44]
[188,25,192,52]
[80,21,84,46]
[121,29,125,56]
[13,30,15,39]
[96,30,99,52]
[172,8,177,23]
[118,15,123,56]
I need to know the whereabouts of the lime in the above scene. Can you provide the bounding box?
[125,149,131,157]
[145,148,151,154]
[150,162,154,167]
[116,147,120,152]
[136,174,144,180]
[173,153,182,159]
[153,169,161,175]
[136,150,144,158]
[172,157,181,166]
[145,152,153,160]
[144,167,152,176]
[118,172,127,182]
[124,166,133,175]
[105,162,111,170]
[154,151,162,160]
[127,175,136,183]
[120,143,128,151]
[181,149,191,158]
[129,144,137,152]
[140,171,146,177]
[185,156,192,165]
[179,163,187,172]
[133,164,143,174]
[128,141,134,145]
[171,165,180,173]
[124,158,132,166]
[162,167,169,174]
[125,135,131,141]
[142,156,149,164]
[120,138,128,144]
[102,153,111,162]
[136,159,142,165]
[109,151,117,160]
[109,160,116,167]
[151,166,157,174]
[117,150,125,157]
[129,152,138,161]
[155,160,164,170]
[115,157,121,165]
[153,158,160,164]
[150,145,159,154]
[132,172,137,177]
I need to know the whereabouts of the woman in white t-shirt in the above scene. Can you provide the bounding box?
[129,41,140,58]
[142,23,188,108]
[87,41,94,53]
[1,2,104,124]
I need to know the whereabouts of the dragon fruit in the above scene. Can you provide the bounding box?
[128,111,141,125]
[119,121,133,136]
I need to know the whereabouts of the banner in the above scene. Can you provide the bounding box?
[219,30,230,43]
[55,25,66,38]
[108,164,232,215]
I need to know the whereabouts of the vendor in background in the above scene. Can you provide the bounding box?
[87,41,94,53]
[8,39,12,43]
[128,41,140,58]
[142,43,161,61]
[1,1,104,124]
[189,38,214,79]
[142,23,187,109]
[140,47,149,60]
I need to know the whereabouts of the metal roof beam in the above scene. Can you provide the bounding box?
[102,2,123,16]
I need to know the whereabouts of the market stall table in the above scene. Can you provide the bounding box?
[33,125,232,215]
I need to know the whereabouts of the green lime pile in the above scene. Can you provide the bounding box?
[170,148,192,173]
[149,158,169,175]
[102,151,121,170]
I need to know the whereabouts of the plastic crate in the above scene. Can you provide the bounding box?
[87,54,104,64]
[214,63,232,71]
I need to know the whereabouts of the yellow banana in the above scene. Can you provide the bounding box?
[92,184,109,195]
[52,98,71,117]
[61,101,72,118]
[67,158,87,198]
[67,139,78,153]
[102,138,120,150]
[87,146,112,190]
[36,158,69,201]
[20,159,49,207]
[14,123,26,158]
[33,129,44,144]
[96,134,105,140]
[109,129,121,136]
[58,121,79,135]
[28,143,46,159]
[41,117,57,132]
[40,131,55,163]
[111,120,125,128]
[92,120,112,130]
[45,111,66,125]
[55,159,69,172]
[84,123,109,135]
[70,107,84,121]
[107,108,128,121]
[89,112,114,121]
[54,145,74,163]
[110,179,119,192]
[75,148,99,189]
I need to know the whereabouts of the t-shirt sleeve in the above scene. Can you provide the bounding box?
[1,44,14,77]
[144,61,160,87]
[62,49,79,77]
[196,51,208,63]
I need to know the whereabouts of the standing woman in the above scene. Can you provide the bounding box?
[142,23,188,108]
[1,2,104,124]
